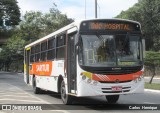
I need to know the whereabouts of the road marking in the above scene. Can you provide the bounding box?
[145,89,160,94]
[144,102,157,104]
[0,92,28,95]
[0,95,31,98]
[0,98,45,103]
[3,83,70,113]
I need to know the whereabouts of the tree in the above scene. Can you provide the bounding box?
[144,51,160,83]
[19,8,73,43]
[0,3,73,72]
[0,0,20,26]
[116,0,160,51]
[0,31,25,71]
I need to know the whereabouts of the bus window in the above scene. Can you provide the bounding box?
[47,49,55,60]
[30,46,35,63]
[56,47,65,59]
[35,44,40,53]
[35,53,40,62]
[35,44,40,62]
[30,55,35,63]
[48,37,55,49]
[57,34,66,47]
[41,41,47,51]
[31,46,35,54]
[41,41,47,61]
[56,34,66,60]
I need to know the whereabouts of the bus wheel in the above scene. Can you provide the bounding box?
[105,95,119,104]
[61,80,73,105]
[33,77,41,94]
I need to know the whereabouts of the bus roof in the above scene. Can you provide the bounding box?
[25,18,140,48]
[25,21,80,48]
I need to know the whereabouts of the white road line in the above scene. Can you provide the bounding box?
[145,89,160,93]
[0,92,28,95]
[4,83,70,113]
[0,98,45,103]
[0,95,31,98]
[144,102,157,104]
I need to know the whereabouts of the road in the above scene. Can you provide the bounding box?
[0,72,160,113]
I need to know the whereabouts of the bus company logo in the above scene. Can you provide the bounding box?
[112,68,121,70]
[36,64,49,72]
[115,79,120,83]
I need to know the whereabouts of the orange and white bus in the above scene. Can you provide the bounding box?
[24,19,145,104]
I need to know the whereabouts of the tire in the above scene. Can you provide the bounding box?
[61,80,73,105]
[106,95,119,104]
[33,77,41,94]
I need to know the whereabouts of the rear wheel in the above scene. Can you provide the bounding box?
[61,80,73,105]
[106,95,119,104]
[33,77,41,94]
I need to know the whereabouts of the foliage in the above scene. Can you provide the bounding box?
[116,0,160,51]
[144,51,160,83]
[0,0,20,26]
[144,51,160,66]
[0,3,73,72]
[19,7,73,43]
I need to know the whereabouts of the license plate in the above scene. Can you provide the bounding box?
[112,86,122,91]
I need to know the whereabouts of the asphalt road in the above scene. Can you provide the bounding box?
[0,72,160,113]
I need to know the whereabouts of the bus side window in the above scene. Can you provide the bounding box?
[47,37,55,60]
[56,34,66,59]
[41,41,47,61]
[35,44,40,62]
[30,46,35,63]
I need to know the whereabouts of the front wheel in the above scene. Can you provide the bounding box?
[61,80,73,105]
[106,95,119,104]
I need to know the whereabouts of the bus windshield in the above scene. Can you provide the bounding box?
[79,34,142,67]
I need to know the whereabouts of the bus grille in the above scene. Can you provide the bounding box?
[102,86,131,93]
[99,80,132,83]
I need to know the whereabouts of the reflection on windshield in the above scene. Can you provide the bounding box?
[79,34,142,67]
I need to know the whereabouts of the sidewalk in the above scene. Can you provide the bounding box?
[145,77,160,80]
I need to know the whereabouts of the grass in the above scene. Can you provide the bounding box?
[145,82,160,90]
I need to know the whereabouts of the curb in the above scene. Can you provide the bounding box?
[145,89,160,93]
[144,77,160,80]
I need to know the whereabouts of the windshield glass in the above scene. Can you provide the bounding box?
[79,34,142,67]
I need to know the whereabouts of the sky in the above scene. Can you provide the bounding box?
[17,0,138,20]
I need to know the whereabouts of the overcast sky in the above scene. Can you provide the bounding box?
[17,0,138,20]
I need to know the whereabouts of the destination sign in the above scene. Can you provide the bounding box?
[80,20,140,32]
[89,23,130,30]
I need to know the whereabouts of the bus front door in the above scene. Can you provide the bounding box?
[67,32,77,94]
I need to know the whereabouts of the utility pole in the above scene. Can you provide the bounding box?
[85,0,86,19]
[95,0,97,18]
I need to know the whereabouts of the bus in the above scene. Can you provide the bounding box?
[24,19,145,104]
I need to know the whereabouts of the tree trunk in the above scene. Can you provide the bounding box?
[149,65,156,84]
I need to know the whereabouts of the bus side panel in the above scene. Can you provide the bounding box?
[30,60,65,92]
[36,76,58,92]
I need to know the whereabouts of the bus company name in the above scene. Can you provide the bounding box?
[36,64,49,72]
[89,23,130,30]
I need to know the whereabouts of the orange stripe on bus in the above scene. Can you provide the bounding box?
[92,71,142,82]
[29,61,52,76]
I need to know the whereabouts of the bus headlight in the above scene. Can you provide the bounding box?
[82,75,86,80]
[87,79,92,83]
[134,79,137,83]
[93,81,98,85]
[138,77,141,81]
